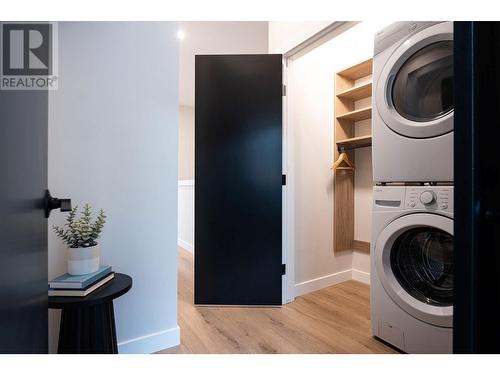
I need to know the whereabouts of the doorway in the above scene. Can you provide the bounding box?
[173,20,396,354]
[176,22,288,305]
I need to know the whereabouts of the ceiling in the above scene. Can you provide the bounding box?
[178,22,269,107]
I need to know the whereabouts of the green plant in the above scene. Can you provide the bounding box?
[53,204,107,248]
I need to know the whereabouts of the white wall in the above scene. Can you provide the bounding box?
[287,43,352,295]
[178,105,194,180]
[179,22,269,107]
[268,21,333,54]
[279,21,390,294]
[48,22,179,354]
[178,180,194,253]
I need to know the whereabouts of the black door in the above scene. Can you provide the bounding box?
[0,89,48,350]
[195,54,283,305]
[454,21,500,353]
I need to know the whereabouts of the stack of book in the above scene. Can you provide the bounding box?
[48,266,114,297]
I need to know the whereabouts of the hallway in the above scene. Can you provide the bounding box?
[160,248,396,354]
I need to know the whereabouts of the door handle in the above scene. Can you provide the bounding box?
[44,189,72,218]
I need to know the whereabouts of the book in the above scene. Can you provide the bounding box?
[48,273,115,297]
[49,265,112,289]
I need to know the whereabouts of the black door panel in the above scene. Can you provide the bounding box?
[454,21,500,353]
[195,54,283,305]
[0,89,48,353]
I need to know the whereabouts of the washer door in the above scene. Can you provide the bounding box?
[376,22,453,138]
[374,213,453,327]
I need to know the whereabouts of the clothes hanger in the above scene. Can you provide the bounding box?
[331,151,355,171]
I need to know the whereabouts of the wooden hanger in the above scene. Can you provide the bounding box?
[331,152,355,171]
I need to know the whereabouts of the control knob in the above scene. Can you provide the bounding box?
[420,191,435,205]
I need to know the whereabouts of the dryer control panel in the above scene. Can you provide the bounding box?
[405,186,453,213]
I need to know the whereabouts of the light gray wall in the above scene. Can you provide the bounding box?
[48,22,179,353]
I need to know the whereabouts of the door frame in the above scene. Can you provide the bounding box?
[282,56,294,304]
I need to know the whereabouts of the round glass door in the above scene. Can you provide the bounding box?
[374,213,453,327]
[391,41,454,122]
[375,22,454,138]
[390,227,453,307]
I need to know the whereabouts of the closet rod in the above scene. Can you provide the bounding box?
[338,143,372,152]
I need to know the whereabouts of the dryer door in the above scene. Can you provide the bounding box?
[374,213,453,327]
[376,22,454,138]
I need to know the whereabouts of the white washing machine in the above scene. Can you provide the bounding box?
[372,22,454,183]
[371,185,453,353]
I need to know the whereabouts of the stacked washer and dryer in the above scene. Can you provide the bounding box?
[370,22,454,353]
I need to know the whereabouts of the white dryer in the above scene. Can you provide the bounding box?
[372,22,454,183]
[371,185,453,353]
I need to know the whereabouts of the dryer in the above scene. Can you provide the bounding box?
[372,22,454,183]
[371,185,453,353]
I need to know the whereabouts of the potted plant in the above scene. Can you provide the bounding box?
[53,204,107,275]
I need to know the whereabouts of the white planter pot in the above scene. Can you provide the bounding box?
[67,244,100,275]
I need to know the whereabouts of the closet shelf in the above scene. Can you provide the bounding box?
[336,135,372,150]
[336,82,372,100]
[336,106,372,122]
[337,59,373,80]
[333,57,373,254]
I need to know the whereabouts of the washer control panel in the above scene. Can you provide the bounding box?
[405,186,453,213]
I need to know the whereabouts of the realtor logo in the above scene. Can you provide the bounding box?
[1,22,58,90]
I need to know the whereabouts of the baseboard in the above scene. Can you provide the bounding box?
[351,269,370,285]
[295,269,351,297]
[118,325,180,354]
[177,238,194,253]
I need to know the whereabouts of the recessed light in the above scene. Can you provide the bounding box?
[177,30,185,40]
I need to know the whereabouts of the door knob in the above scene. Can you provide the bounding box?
[44,189,72,218]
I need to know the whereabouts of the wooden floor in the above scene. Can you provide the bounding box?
[158,248,396,354]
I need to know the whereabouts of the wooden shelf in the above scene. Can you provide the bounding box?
[336,135,372,149]
[333,58,373,253]
[337,59,373,80]
[336,106,372,122]
[336,82,372,100]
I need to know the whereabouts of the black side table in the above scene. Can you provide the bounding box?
[49,273,132,354]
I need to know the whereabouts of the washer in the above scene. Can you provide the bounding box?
[372,22,454,183]
[371,185,453,353]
